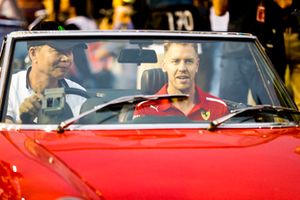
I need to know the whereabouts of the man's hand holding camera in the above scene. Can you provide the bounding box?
[19,93,43,123]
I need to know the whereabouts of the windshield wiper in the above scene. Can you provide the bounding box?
[207,105,300,131]
[57,94,188,133]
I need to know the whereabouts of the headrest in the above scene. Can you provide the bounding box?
[141,68,167,94]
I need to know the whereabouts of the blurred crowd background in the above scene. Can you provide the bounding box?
[0,0,299,109]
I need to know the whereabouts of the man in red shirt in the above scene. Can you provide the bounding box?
[134,42,228,121]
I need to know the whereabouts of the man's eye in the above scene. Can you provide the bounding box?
[185,59,194,64]
[51,48,72,55]
[49,49,60,55]
[171,59,180,64]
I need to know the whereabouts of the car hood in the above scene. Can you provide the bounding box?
[3,127,300,199]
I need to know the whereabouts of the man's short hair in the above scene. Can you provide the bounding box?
[163,42,198,54]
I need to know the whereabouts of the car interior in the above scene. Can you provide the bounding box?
[6,38,284,124]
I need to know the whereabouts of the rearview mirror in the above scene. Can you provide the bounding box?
[118,48,157,64]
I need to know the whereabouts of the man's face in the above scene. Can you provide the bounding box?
[29,44,73,79]
[162,43,199,94]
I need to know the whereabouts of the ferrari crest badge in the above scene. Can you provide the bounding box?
[201,109,211,120]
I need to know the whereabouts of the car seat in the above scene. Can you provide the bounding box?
[119,68,168,122]
[140,68,167,94]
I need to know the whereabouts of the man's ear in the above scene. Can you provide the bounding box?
[28,47,35,56]
[28,47,37,61]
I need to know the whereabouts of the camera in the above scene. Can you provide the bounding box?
[41,88,65,115]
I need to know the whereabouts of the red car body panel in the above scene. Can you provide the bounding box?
[1,127,300,199]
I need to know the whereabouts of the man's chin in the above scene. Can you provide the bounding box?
[177,82,192,89]
[54,72,68,80]
[177,86,192,94]
[54,68,69,76]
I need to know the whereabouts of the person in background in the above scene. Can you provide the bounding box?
[64,0,98,30]
[17,0,45,27]
[6,21,86,123]
[284,1,300,109]
[209,1,229,32]
[213,0,292,81]
[193,0,229,96]
[212,0,292,104]
[95,0,136,88]
[129,0,209,30]
[133,42,228,121]
[99,0,135,30]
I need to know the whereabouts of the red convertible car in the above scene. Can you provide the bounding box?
[0,30,299,199]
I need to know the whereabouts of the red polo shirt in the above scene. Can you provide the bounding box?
[134,84,228,121]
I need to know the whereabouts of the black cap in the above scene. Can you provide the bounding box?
[27,40,86,50]
[28,21,86,50]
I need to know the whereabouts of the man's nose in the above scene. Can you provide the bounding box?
[60,53,72,62]
[178,60,188,71]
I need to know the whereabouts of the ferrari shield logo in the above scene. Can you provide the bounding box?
[201,110,211,120]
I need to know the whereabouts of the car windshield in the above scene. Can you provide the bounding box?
[2,33,298,126]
